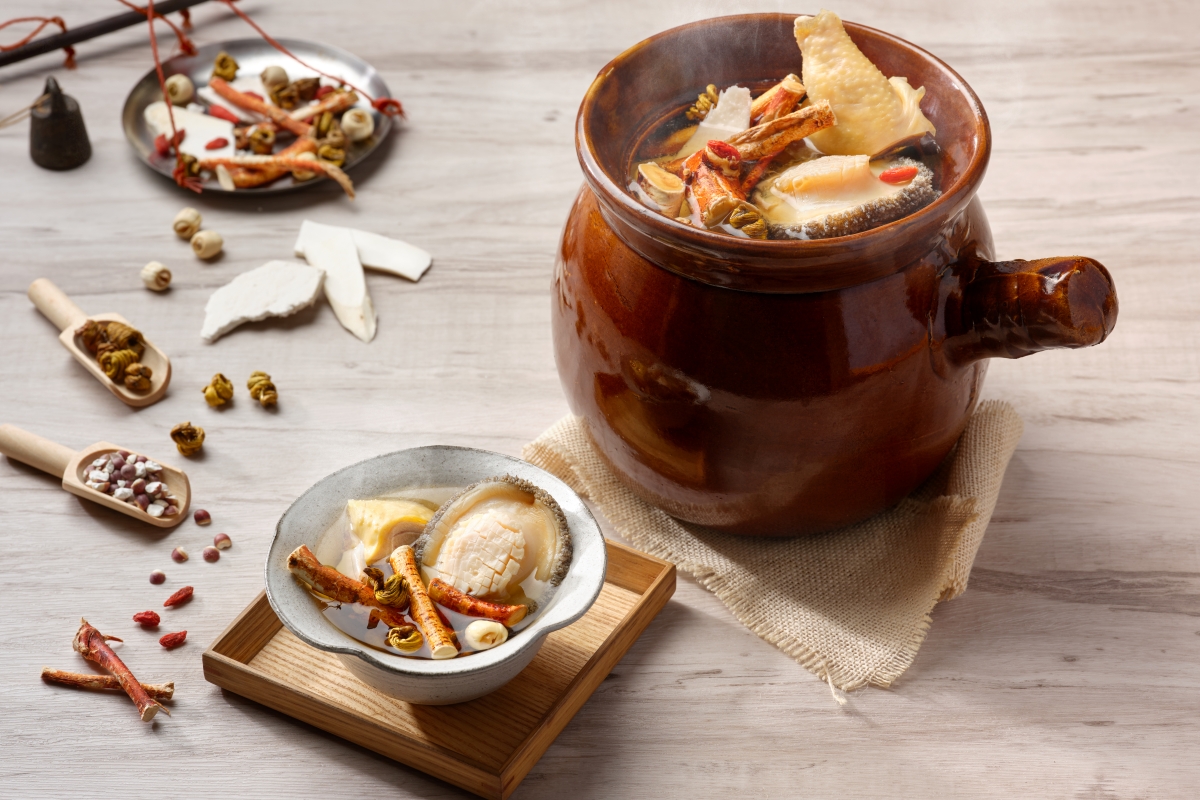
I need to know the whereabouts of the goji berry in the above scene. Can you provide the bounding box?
[879,165,919,184]
[159,630,187,649]
[133,610,161,626]
[163,585,194,607]
[205,137,229,150]
[207,104,239,123]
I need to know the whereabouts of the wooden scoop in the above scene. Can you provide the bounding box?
[0,424,191,528]
[29,278,171,407]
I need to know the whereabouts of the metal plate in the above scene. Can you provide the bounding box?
[122,38,393,195]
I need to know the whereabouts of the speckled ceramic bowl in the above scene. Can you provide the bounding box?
[264,446,607,705]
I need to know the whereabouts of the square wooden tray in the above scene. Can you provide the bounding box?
[203,540,676,800]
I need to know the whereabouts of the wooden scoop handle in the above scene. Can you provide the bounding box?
[0,424,75,478]
[28,278,87,332]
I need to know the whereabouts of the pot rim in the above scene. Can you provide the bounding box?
[575,12,992,293]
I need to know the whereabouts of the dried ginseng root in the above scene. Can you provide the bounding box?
[41,668,174,701]
[197,154,355,198]
[170,422,205,456]
[389,545,458,659]
[427,578,527,626]
[246,371,277,407]
[726,100,836,161]
[207,77,311,137]
[72,619,168,721]
[749,74,806,124]
[286,545,415,632]
[202,373,234,407]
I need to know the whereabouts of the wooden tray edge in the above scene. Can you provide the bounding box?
[202,539,677,800]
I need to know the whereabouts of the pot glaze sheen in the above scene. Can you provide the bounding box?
[553,13,1118,536]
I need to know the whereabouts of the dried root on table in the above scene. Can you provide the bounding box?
[69,619,170,722]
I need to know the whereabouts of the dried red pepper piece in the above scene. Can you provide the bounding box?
[163,585,194,607]
[158,630,187,649]
[132,610,161,626]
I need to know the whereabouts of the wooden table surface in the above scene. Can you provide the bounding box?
[1,1,1196,797]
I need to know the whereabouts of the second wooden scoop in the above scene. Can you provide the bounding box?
[29,278,171,407]
[0,424,191,528]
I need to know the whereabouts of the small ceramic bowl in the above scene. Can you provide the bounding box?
[265,446,607,705]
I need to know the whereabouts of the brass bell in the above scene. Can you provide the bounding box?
[30,76,91,170]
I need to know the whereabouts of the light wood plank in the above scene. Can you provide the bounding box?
[2,0,1197,798]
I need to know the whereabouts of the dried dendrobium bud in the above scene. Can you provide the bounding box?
[170,422,205,456]
[202,373,234,407]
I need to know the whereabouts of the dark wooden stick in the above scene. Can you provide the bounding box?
[0,0,212,69]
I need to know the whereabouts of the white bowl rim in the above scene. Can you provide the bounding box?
[264,445,608,678]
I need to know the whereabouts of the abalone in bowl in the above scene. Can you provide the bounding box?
[264,446,607,705]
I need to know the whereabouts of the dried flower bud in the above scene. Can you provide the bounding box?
[170,421,205,456]
[179,152,200,178]
[375,574,408,608]
[213,532,232,550]
[123,363,154,392]
[103,322,144,356]
[247,371,278,407]
[75,319,104,355]
[727,202,769,240]
[191,230,223,260]
[141,261,171,291]
[341,108,375,143]
[248,124,275,155]
[386,625,423,653]
[99,349,138,382]
[193,509,211,525]
[164,73,194,105]
[317,144,345,167]
[202,373,234,407]
[211,51,238,81]
[173,207,202,239]
[686,84,720,121]
[149,570,167,585]
[315,111,335,139]
[260,65,288,91]
[202,546,220,562]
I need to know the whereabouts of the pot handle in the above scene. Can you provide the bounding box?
[943,256,1118,364]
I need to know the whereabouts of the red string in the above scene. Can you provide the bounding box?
[0,16,76,68]
[143,0,200,192]
[215,0,404,117]
[115,0,196,56]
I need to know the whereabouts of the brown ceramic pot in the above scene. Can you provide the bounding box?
[553,13,1117,536]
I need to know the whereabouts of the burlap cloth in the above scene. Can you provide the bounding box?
[522,400,1023,694]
